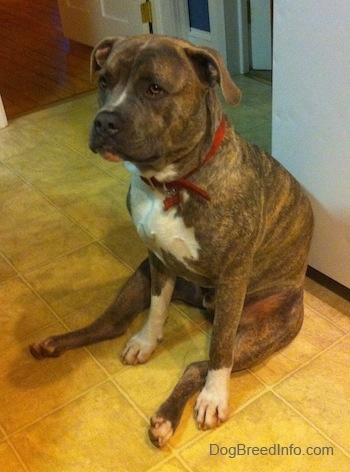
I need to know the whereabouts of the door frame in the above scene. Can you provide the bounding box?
[153,0,249,75]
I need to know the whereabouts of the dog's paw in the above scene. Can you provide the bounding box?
[30,337,63,360]
[149,415,174,448]
[194,387,229,431]
[121,334,157,365]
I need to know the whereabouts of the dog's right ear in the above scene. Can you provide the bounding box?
[90,37,125,81]
[185,45,241,106]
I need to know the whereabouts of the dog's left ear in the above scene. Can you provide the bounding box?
[90,36,125,81]
[185,46,241,106]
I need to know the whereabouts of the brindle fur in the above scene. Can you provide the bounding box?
[30,35,313,448]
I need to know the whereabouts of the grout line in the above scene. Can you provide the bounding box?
[109,377,150,425]
[273,390,350,459]
[22,102,131,188]
[5,378,110,440]
[0,159,99,241]
[173,388,271,455]
[0,255,72,353]
[305,301,350,333]
[97,238,140,274]
[173,454,194,472]
[270,331,349,390]
[0,157,137,277]
[146,452,194,472]
[7,439,30,472]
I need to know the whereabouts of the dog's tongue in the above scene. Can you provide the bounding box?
[103,152,121,162]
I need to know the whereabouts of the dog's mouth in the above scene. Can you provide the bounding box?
[89,117,164,168]
[98,151,121,162]
[90,143,160,168]
[89,141,122,162]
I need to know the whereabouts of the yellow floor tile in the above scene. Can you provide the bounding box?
[304,290,350,332]
[27,99,97,155]
[0,173,44,235]
[57,294,130,375]
[173,302,214,333]
[2,139,130,239]
[25,91,97,124]
[148,457,190,471]
[0,214,92,273]
[114,327,210,419]
[0,162,26,193]
[60,182,129,239]
[86,150,133,183]
[64,302,202,375]
[0,255,16,283]
[305,277,350,317]
[24,242,132,317]
[101,222,147,270]
[275,335,350,454]
[11,382,168,472]
[0,121,49,160]
[180,392,350,472]
[114,328,265,449]
[0,277,59,350]
[0,324,106,435]
[167,369,265,450]
[0,441,26,472]
[0,181,92,271]
[251,304,345,385]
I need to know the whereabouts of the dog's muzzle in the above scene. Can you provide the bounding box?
[93,110,121,137]
[89,110,124,157]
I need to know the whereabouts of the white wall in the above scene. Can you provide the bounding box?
[272,0,350,288]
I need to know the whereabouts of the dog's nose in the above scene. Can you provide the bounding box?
[93,111,121,136]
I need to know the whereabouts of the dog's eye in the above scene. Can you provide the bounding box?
[99,76,107,89]
[146,83,163,97]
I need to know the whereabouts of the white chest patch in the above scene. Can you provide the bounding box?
[128,176,200,267]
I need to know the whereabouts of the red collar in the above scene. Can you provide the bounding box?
[141,117,226,211]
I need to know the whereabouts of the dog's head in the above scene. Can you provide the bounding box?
[89,35,241,176]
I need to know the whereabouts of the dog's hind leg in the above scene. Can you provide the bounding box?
[148,287,304,447]
[30,258,205,360]
[232,287,304,371]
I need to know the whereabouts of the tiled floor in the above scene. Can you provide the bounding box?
[0,77,349,471]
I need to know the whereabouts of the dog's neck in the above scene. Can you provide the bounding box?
[140,116,226,211]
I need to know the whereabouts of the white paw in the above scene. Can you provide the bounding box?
[194,387,229,430]
[122,333,158,365]
[194,368,231,430]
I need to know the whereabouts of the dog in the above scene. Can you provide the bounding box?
[30,35,314,447]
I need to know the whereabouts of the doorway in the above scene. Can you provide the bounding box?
[246,0,273,83]
[0,0,95,120]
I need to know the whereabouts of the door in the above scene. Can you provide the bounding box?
[250,0,272,70]
[57,0,148,47]
[172,0,227,63]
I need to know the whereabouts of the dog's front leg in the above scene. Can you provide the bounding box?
[122,253,176,365]
[194,277,247,430]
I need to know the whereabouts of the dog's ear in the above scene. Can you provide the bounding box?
[185,46,241,106]
[90,37,125,81]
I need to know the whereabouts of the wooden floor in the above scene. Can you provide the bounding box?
[0,0,96,120]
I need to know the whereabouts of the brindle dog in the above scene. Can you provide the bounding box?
[30,35,313,447]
